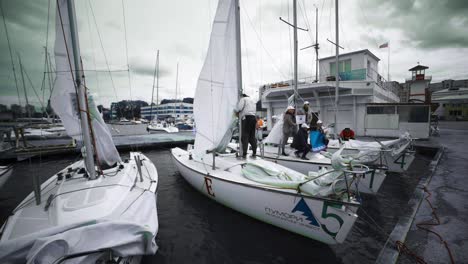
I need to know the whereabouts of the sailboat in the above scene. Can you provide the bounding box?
[0,1,158,263]
[326,134,415,173]
[171,0,362,244]
[146,51,179,134]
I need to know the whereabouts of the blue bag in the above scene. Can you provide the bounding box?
[310,131,326,152]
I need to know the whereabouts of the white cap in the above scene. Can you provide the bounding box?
[286,106,295,110]
[301,123,310,129]
[304,101,310,105]
[317,119,323,124]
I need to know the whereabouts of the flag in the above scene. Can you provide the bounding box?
[379,42,389,48]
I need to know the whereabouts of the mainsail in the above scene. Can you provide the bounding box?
[51,0,120,166]
[193,0,239,160]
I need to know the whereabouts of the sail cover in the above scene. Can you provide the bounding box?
[52,0,120,166]
[193,0,239,160]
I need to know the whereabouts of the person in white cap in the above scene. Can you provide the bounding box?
[281,106,297,156]
[291,123,311,160]
[302,101,311,124]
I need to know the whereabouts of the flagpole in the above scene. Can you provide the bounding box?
[387,42,390,81]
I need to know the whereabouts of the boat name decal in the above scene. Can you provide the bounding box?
[204,177,215,197]
[264,198,320,230]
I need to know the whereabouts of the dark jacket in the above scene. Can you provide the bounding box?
[291,127,309,150]
[282,112,297,136]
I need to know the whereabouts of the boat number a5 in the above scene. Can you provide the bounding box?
[321,201,344,238]
[204,177,215,197]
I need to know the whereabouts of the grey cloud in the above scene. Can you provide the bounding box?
[359,0,468,49]
[129,56,171,78]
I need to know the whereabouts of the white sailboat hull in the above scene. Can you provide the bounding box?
[147,124,179,133]
[171,147,359,244]
[0,152,158,264]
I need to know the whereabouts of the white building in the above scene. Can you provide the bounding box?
[405,64,432,102]
[261,49,400,136]
[141,102,193,121]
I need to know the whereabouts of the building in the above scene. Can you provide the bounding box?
[405,64,432,103]
[432,86,468,121]
[140,101,193,121]
[261,49,400,136]
[429,79,468,93]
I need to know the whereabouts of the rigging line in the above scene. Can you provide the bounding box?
[121,0,134,109]
[287,0,293,79]
[84,0,99,95]
[87,0,119,102]
[22,62,46,109]
[240,4,288,80]
[299,0,314,44]
[0,1,22,106]
[56,0,85,144]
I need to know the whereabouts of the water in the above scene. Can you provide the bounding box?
[0,149,433,264]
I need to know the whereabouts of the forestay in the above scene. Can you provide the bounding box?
[193,0,239,160]
[51,0,120,166]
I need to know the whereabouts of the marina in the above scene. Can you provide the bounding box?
[1,0,467,263]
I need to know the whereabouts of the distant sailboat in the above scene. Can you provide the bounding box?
[0,1,158,263]
[171,0,361,244]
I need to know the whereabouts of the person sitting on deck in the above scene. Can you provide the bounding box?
[291,123,311,160]
[339,128,355,141]
[310,120,327,152]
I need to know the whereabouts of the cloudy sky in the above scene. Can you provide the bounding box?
[1,0,467,109]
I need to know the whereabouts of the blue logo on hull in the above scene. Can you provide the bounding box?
[292,198,320,227]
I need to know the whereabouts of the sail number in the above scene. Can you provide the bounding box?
[321,201,344,238]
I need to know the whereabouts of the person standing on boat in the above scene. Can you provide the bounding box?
[281,106,297,156]
[236,94,257,158]
[256,116,264,142]
[291,123,311,160]
[302,101,312,124]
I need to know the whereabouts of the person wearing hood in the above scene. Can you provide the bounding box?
[281,106,297,156]
[291,123,311,160]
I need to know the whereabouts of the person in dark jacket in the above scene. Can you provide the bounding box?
[291,123,311,160]
[281,106,297,156]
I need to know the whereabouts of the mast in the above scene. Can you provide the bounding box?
[293,0,298,108]
[175,62,179,119]
[18,54,31,118]
[150,50,159,121]
[314,6,319,83]
[235,0,243,157]
[334,0,339,138]
[67,0,96,179]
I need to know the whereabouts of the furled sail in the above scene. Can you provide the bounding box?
[193,0,239,160]
[51,0,120,166]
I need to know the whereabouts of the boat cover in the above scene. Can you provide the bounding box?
[0,191,158,264]
[241,153,348,197]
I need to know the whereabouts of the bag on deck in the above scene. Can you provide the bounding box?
[310,131,326,152]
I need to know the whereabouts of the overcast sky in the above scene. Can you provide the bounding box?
[1,0,467,109]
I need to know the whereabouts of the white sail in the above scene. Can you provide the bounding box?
[51,0,120,166]
[264,94,296,144]
[193,0,239,160]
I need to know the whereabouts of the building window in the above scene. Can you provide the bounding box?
[330,59,351,75]
[367,106,396,115]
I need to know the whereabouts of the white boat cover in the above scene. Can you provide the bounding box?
[0,191,158,264]
[51,0,120,167]
[329,133,411,151]
[241,149,349,196]
[193,0,239,160]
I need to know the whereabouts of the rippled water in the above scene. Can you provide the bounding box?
[0,148,432,264]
